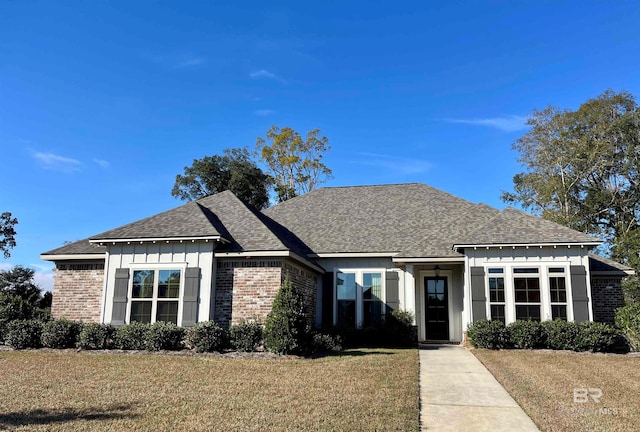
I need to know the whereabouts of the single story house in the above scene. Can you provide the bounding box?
[41,183,632,343]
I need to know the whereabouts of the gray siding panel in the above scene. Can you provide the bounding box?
[182,267,201,327]
[321,272,334,327]
[386,271,400,314]
[571,265,590,322]
[111,268,130,326]
[470,266,486,322]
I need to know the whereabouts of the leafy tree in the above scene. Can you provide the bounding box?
[172,147,271,209]
[256,126,332,202]
[502,90,640,271]
[0,212,18,258]
[263,278,310,355]
[0,266,43,304]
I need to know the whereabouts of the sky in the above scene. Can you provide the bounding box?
[2,1,640,291]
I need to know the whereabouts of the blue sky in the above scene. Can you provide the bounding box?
[2,1,640,290]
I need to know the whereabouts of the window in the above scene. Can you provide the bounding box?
[514,268,541,321]
[488,268,505,323]
[549,268,568,320]
[335,270,384,328]
[130,269,181,324]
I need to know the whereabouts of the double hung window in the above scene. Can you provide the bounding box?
[335,270,384,328]
[130,269,181,324]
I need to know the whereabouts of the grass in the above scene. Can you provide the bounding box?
[0,348,418,431]
[473,349,640,432]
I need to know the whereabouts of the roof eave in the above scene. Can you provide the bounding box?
[89,235,227,244]
[40,253,106,262]
[453,241,602,250]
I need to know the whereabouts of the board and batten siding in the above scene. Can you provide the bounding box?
[101,242,215,324]
[463,246,593,327]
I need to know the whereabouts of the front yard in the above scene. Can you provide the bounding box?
[0,348,418,431]
[473,349,640,432]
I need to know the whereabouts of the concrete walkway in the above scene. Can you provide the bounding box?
[419,344,540,431]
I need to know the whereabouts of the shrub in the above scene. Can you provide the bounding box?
[0,294,36,343]
[615,302,640,351]
[383,310,418,347]
[542,319,581,351]
[264,278,311,355]
[576,321,621,353]
[507,320,545,349]
[78,323,116,350]
[145,321,186,351]
[466,319,509,349]
[311,331,343,353]
[186,321,227,352]
[229,320,263,352]
[114,322,151,350]
[5,319,44,349]
[41,318,83,349]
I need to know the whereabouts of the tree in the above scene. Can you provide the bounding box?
[256,126,332,202]
[263,278,310,355]
[0,266,43,304]
[172,147,271,210]
[0,212,18,259]
[502,90,640,271]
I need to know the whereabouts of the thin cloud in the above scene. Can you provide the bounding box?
[142,51,206,69]
[32,151,82,173]
[177,56,206,68]
[249,69,286,83]
[93,158,110,168]
[254,109,275,117]
[355,152,432,175]
[31,264,55,292]
[443,115,529,132]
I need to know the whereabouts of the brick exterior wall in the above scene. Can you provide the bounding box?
[51,261,105,322]
[591,275,625,325]
[214,259,318,328]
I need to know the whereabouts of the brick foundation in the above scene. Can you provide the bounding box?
[214,259,318,328]
[590,276,625,325]
[51,261,105,322]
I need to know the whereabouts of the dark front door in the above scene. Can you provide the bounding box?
[425,277,449,340]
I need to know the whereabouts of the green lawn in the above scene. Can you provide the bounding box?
[473,349,640,432]
[0,348,419,431]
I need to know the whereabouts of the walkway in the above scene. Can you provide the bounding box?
[419,344,540,431]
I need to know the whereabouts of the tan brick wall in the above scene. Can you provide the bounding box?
[591,276,625,325]
[214,259,319,328]
[51,261,105,322]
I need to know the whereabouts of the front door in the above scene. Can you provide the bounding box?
[425,277,449,340]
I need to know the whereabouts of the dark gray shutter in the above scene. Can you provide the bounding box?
[322,272,334,327]
[386,271,400,314]
[570,265,590,322]
[182,267,201,327]
[470,267,487,322]
[111,268,130,326]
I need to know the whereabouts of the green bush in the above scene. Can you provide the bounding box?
[5,319,44,349]
[186,321,227,352]
[311,331,343,353]
[615,302,640,351]
[383,310,418,347]
[229,320,263,352]
[41,318,83,349]
[114,322,151,350]
[541,319,581,350]
[576,321,622,353]
[0,294,36,343]
[507,320,545,349]
[145,321,186,351]
[78,323,116,350]
[264,279,311,355]
[466,319,509,349]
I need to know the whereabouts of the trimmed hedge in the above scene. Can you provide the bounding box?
[186,321,227,352]
[5,319,45,349]
[468,319,624,353]
[114,322,151,350]
[264,279,310,355]
[78,323,116,350]
[615,302,640,351]
[229,320,263,352]
[41,318,83,349]
[145,321,186,351]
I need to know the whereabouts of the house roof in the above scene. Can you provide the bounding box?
[41,238,107,258]
[589,253,634,275]
[42,183,603,261]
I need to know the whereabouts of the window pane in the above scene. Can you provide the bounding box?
[489,277,505,302]
[132,270,154,298]
[158,270,181,298]
[515,277,540,302]
[488,268,504,274]
[549,267,565,273]
[130,301,152,323]
[156,301,178,324]
[516,305,541,321]
[363,300,382,327]
[490,305,505,323]
[514,268,539,274]
[550,277,567,303]
[363,273,382,300]
[552,305,568,320]
[336,273,356,300]
[337,300,356,327]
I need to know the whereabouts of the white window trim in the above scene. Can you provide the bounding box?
[483,263,574,324]
[485,268,506,322]
[333,268,386,328]
[126,263,188,325]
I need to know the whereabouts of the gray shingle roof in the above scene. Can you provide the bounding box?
[589,253,634,274]
[41,238,106,256]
